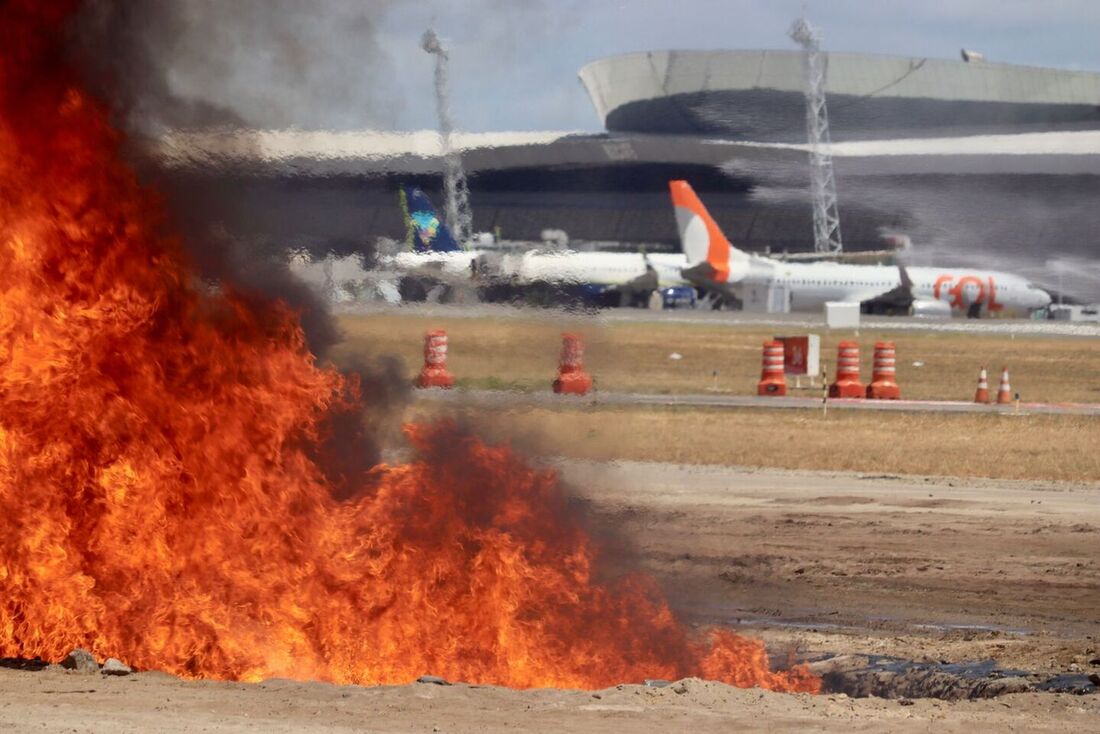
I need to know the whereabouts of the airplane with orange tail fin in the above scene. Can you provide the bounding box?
[670,180,1052,317]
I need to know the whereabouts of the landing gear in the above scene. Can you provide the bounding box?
[696,291,741,311]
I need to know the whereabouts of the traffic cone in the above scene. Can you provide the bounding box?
[974,366,990,404]
[757,340,787,396]
[552,333,593,395]
[828,341,864,398]
[415,329,455,389]
[996,367,1012,404]
[866,341,901,399]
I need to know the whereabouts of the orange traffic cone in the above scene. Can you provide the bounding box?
[866,341,901,399]
[974,366,990,404]
[828,341,864,398]
[757,341,787,396]
[996,367,1012,404]
[415,330,455,389]
[552,333,593,395]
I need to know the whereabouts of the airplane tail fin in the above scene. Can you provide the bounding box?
[670,180,744,280]
[402,186,461,252]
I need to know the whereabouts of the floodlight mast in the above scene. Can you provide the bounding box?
[421,29,472,244]
[789,16,843,255]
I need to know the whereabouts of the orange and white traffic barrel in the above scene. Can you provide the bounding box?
[415,329,455,389]
[552,333,593,395]
[757,340,787,396]
[996,367,1013,404]
[866,341,900,400]
[828,340,864,399]
[974,366,990,404]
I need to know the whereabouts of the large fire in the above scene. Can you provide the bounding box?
[0,1,818,692]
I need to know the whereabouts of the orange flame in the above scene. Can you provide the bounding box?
[0,1,818,693]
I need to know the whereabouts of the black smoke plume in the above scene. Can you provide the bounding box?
[65,0,410,478]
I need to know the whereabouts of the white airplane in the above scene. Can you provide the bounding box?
[671,180,1052,317]
[382,186,700,307]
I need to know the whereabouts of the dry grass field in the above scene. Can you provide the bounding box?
[335,310,1100,481]
[333,311,1100,404]
[409,403,1100,482]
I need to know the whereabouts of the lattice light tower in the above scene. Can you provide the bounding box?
[788,16,843,255]
[422,28,472,244]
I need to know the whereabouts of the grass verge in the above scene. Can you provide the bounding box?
[408,402,1100,482]
[336,312,1100,404]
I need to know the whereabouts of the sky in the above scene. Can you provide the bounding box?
[154,0,1100,133]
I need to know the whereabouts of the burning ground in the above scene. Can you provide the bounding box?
[1,462,1098,731]
[0,1,816,692]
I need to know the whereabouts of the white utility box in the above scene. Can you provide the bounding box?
[825,301,861,329]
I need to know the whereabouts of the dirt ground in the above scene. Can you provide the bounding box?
[6,312,1097,730]
[0,665,1095,733]
[554,461,1100,673]
[2,464,1097,732]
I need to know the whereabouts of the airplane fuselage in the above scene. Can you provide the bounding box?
[746,258,1050,316]
[383,237,1050,317]
[386,250,484,278]
[499,250,690,287]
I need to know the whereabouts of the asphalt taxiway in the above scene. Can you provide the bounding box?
[339,302,1100,339]
[416,388,1100,417]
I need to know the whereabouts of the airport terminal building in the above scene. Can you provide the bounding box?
[579,50,1100,141]
[162,49,1100,300]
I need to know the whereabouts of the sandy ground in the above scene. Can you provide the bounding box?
[2,464,1097,732]
[556,462,1100,671]
[0,666,1095,733]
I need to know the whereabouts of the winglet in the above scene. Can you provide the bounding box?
[897,263,913,291]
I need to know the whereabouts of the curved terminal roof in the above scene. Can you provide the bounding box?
[579,50,1100,141]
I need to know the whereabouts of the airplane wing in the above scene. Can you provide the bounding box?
[610,257,659,306]
[858,264,955,317]
[859,264,915,315]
